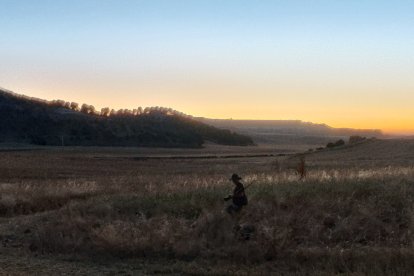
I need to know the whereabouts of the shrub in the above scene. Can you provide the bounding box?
[349,135,367,144]
[326,139,345,148]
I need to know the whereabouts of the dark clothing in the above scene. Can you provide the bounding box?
[232,182,248,206]
[225,179,248,214]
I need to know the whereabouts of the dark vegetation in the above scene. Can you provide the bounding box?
[2,141,414,274]
[308,136,374,153]
[31,179,414,272]
[0,89,253,147]
[349,135,368,144]
[325,136,374,149]
[326,139,345,149]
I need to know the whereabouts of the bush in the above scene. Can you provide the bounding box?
[326,139,345,148]
[349,135,367,144]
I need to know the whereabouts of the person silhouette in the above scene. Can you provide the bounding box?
[224,173,248,214]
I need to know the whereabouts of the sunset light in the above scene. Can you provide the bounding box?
[1,1,413,134]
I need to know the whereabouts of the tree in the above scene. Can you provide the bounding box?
[70,102,79,111]
[81,104,95,114]
[326,139,345,148]
[100,107,110,117]
[50,99,66,107]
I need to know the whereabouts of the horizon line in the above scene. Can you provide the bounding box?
[2,86,414,136]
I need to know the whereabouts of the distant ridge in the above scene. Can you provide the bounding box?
[196,118,383,145]
[0,87,384,148]
[0,88,254,147]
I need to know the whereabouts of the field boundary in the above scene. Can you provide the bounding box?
[132,153,290,160]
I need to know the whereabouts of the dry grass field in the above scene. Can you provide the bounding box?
[1,139,414,275]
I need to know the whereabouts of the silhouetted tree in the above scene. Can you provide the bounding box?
[326,139,345,148]
[81,104,95,114]
[137,107,143,115]
[50,99,66,107]
[70,102,79,111]
[100,107,110,117]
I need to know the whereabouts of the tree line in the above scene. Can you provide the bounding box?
[4,90,193,119]
[50,100,192,118]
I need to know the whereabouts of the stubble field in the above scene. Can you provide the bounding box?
[1,139,414,275]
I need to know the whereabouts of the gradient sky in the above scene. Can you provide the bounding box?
[1,0,414,134]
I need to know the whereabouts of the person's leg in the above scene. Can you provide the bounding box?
[226,203,241,214]
[226,204,235,214]
[233,204,242,212]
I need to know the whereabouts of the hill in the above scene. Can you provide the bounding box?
[304,138,414,168]
[0,89,254,148]
[196,118,383,146]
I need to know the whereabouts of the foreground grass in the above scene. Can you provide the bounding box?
[1,170,410,274]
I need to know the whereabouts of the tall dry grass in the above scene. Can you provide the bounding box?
[0,180,101,216]
[15,166,414,274]
[1,147,414,274]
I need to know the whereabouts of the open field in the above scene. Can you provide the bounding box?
[1,140,414,275]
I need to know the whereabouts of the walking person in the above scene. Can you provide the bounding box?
[224,173,248,214]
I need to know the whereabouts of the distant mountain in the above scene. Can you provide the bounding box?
[0,89,254,148]
[196,118,383,146]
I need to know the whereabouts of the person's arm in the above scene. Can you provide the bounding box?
[224,195,232,201]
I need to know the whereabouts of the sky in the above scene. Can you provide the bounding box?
[1,0,414,134]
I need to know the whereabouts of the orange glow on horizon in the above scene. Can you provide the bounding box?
[183,112,414,136]
[4,86,414,136]
[2,1,414,137]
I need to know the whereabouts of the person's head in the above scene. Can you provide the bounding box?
[230,173,242,184]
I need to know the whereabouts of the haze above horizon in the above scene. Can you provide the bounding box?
[1,1,413,134]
